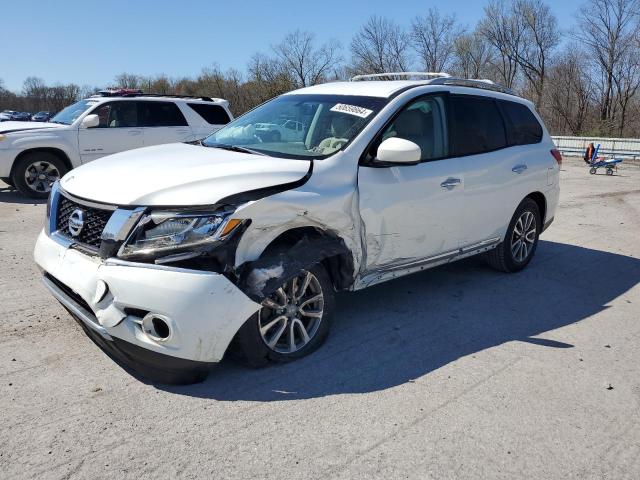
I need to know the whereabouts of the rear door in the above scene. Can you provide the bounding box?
[77,101,144,162]
[140,101,193,146]
[451,95,546,247]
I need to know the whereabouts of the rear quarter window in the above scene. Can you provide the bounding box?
[499,100,543,145]
[187,103,231,125]
[450,95,507,157]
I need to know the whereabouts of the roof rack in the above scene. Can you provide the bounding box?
[348,71,515,96]
[350,72,451,81]
[93,89,218,102]
[428,77,514,95]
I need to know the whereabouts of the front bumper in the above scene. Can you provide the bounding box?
[34,230,261,366]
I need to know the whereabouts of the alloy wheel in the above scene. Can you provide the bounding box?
[510,210,537,263]
[24,161,60,194]
[258,270,324,354]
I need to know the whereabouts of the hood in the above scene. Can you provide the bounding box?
[60,143,312,206]
[0,121,66,134]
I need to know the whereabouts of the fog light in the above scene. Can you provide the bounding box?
[141,313,172,342]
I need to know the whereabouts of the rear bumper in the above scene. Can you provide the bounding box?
[34,230,261,366]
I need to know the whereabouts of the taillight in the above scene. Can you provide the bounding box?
[551,149,562,166]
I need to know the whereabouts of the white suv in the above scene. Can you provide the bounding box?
[0,91,232,198]
[34,73,560,384]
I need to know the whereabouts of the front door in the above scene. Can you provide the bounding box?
[78,101,144,163]
[358,94,465,274]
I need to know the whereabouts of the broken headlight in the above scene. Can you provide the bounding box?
[118,210,242,260]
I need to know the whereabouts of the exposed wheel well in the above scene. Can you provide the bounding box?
[526,191,546,224]
[11,148,73,178]
[262,226,355,291]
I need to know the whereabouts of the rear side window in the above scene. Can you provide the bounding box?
[499,101,543,145]
[450,96,506,156]
[187,103,231,125]
[140,101,188,127]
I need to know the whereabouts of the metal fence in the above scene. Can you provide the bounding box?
[551,136,640,161]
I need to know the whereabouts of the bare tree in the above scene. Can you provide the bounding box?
[113,73,143,90]
[412,8,464,73]
[453,31,494,78]
[479,0,559,107]
[573,0,640,127]
[247,53,293,102]
[546,48,594,135]
[350,16,411,74]
[478,1,520,88]
[273,30,342,88]
[612,42,640,136]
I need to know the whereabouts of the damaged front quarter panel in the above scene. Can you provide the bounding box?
[234,235,353,302]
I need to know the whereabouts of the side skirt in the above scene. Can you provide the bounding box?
[354,237,501,290]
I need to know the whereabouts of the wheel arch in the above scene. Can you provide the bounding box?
[525,191,547,225]
[259,226,356,292]
[10,147,73,179]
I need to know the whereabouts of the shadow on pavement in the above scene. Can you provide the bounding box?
[0,184,46,205]
[150,240,639,400]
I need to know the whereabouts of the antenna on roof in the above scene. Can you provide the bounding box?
[350,72,451,81]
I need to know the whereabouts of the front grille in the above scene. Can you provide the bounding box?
[56,195,113,248]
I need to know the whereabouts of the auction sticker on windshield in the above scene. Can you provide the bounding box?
[330,103,373,118]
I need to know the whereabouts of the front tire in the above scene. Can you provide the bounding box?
[486,198,541,273]
[12,152,68,199]
[233,263,335,366]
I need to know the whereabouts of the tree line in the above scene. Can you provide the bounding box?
[2,0,639,138]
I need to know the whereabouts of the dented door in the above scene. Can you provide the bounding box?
[357,161,464,272]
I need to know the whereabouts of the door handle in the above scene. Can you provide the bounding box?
[512,164,528,174]
[440,178,461,190]
[127,130,142,136]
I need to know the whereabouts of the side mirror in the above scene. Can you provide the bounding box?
[376,137,421,164]
[81,114,100,128]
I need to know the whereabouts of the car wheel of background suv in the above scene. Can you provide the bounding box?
[12,152,68,199]
[486,197,541,273]
[232,263,335,366]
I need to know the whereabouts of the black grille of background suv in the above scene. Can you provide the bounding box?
[56,195,113,249]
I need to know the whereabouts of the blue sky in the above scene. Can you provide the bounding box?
[2,0,584,92]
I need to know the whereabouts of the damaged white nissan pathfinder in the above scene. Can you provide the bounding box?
[34,73,561,384]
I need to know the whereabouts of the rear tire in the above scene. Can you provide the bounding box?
[233,263,335,367]
[486,198,541,273]
[589,167,597,174]
[606,168,613,176]
[12,151,68,199]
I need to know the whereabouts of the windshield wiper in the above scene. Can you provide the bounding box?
[206,143,265,156]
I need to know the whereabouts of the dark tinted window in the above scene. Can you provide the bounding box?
[140,101,188,127]
[92,101,139,128]
[450,96,506,156]
[187,103,231,125]
[499,100,543,145]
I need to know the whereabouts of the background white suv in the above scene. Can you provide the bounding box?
[34,73,561,383]
[0,91,232,198]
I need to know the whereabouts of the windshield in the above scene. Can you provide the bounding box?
[50,99,97,125]
[202,94,387,159]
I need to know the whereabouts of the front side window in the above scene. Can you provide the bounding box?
[499,100,543,146]
[50,100,98,125]
[202,94,386,159]
[379,96,448,161]
[450,96,506,156]
[91,101,139,128]
[141,101,188,127]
